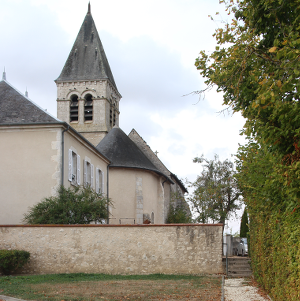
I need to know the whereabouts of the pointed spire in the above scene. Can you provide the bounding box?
[88,2,91,15]
[55,8,119,92]
[2,67,6,81]
[25,87,28,98]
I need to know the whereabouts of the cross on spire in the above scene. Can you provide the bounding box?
[2,67,6,81]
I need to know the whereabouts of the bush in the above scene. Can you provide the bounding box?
[167,203,192,223]
[167,193,192,224]
[0,250,30,275]
[23,185,111,224]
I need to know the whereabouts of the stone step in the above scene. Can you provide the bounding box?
[228,261,251,267]
[228,266,251,271]
[223,256,252,277]
[228,273,252,278]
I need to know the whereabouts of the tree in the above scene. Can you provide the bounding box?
[166,193,192,224]
[23,185,110,224]
[240,208,249,237]
[195,0,300,159]
[189,155,241,228]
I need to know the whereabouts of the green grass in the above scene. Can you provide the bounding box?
[0,273,221,300]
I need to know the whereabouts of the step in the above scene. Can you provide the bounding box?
[223,257,252,277]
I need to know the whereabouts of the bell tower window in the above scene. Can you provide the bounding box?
[84,94,93,121]
[70,95,78,122]
[110,104,116,127]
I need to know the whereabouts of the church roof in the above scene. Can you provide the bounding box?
[96,126,173,182]
[55,4,118,92]
[0,80,59,124]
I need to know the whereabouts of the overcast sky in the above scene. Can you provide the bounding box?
[1,0,246,233]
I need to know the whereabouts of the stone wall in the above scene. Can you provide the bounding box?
[0,224,223,275]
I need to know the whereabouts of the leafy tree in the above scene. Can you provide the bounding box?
[23,185,110,224]
[240,208,249,237]
[166,193,192,224]
[195,0,300,158]
[189,155,241,228]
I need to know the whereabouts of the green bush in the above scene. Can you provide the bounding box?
[23,185,111,224]
[0,250,30,275]
[167,192,192,224]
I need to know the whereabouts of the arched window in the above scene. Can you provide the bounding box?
[84,94,93,121]
[70,95,78,122]
[110,103,116,127]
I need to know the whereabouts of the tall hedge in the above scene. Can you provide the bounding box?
[236,140,300,300]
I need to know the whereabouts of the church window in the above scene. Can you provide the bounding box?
[70,95,78,122]
[84,160,94,188]
[110,106,116,127]
[96,168,104,194]
[110,108,113,127]
[84,94,93,121]
[68,149,80,186]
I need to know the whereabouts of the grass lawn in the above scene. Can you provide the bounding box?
[0,273,221,301]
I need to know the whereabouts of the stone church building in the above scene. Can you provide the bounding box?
[0,4,188,225]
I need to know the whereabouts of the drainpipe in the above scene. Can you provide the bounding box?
[106,164,110,224]
[61,125,70,186]
[161,178,168,187]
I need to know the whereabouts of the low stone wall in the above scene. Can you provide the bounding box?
[0,224,223,275]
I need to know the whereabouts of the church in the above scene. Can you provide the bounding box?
[0,4,188,225]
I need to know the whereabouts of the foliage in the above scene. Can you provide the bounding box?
[23,185,110,224]
[196,0,300,158]
[166,193,192,223]
[196,0,300,298]
[189,154,241,227]
[235,139,300,299]
[0,250,30,275]
[240,208,249,237]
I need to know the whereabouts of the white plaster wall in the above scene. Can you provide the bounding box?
[108,169,164,225]
[63,130,109,193]
[0,126,61,224]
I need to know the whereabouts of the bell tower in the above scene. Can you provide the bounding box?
[55,3,121,146]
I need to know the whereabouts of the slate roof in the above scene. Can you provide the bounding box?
[96,126,173,182]
[0,80,59,124]
[55,6,118,92]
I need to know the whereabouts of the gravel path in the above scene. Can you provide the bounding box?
[224,278,271,301]
[0,296,25,301]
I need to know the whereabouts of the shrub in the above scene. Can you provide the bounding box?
[167,193,192,224]
[23,185,111,224]
[0,250,30,275]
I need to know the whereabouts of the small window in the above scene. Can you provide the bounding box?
[68,149,80,185]
[110,106,116,127]
[96,168,103,194]
[70,95,79,122]
[84,94,93,121]
[84,160,94,188]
